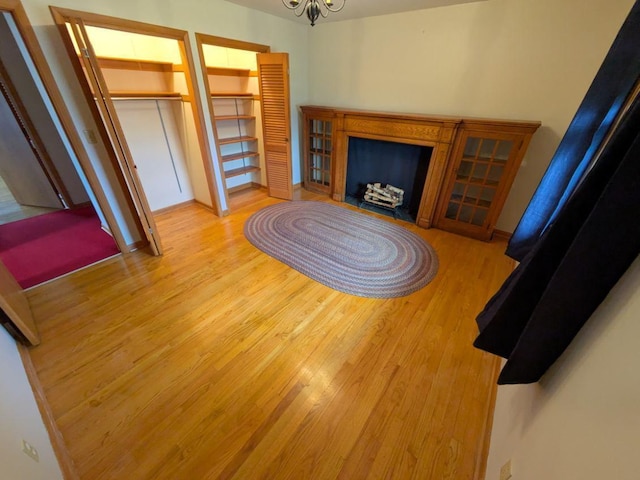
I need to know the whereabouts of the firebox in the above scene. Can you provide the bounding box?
[345,136,432,222]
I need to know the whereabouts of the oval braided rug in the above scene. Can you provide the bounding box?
[244,201,438,298]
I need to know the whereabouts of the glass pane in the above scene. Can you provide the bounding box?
[479,187,496,207]
[464,137,481,158]
[451,182,465,202]
[495,140,513,162]
[446,202,459,219]
[458,205,473,223]
[471,163,488,183]
[325,139,332,152]
[324,121,332,136]
[465,185,481,204]
[472,208,488,226]
[488,165,504,185]
[458,160,473,179]
[323,171,330,186]
[479,139,497,160]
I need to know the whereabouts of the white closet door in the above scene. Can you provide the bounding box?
[114,99,194,212]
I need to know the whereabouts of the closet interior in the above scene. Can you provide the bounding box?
[72,26,211,214]
[200,41,266,202]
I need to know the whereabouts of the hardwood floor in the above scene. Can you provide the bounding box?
[26,189,514,480]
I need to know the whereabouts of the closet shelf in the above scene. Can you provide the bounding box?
[224,165,260,178]
[221,151,259,163]
[215,114,255,121]
[211,92,254,98]
[108,91,182,99]
[207,66,251,77]
[218,135,258,145]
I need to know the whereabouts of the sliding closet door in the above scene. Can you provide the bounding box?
[257,53,293,200]
[66,18,162,255]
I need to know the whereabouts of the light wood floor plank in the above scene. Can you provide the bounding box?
[26,189,513,480]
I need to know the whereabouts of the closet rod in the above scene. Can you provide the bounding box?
[110,96,184,101]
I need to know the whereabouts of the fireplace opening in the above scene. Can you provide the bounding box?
[345,137,433,222]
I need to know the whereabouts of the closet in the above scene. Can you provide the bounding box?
[201,41,265,201]
[77,26,209,214]
[197,35,293,207]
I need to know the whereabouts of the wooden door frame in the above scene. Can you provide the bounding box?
[195,33,270,213]
[0,0,128,250]
[49,7,223,240]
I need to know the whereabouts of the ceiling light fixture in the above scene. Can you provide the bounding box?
[282,0,347,27]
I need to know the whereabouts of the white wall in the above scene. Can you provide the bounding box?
[20,0,309,219]
[307,0,634,231]
[485,255,640,480]
[0,328,63,480]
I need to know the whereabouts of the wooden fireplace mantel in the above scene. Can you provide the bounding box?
[301,105,541,238]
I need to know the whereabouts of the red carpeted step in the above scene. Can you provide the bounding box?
[0,206,120,289]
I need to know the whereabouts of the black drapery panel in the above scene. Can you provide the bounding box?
[474,90,640,384]
[506,1,640,261]
[473,1,640,384]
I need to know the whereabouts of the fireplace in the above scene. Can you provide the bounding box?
[301,106,460,228]
[345,137,433,222]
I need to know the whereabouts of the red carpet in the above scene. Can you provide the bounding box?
[0,206,120,289]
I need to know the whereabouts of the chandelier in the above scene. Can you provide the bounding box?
[282,0,347,27]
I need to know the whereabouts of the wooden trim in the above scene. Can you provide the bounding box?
[95,56,173,72]
[473,357,502,480]
[227,182,262,194]
[492,229,512,242]
[206,66,250,77]
[151,199,195,215]
[179,35,223,216]
[18,344,80,480]
[108,91,182,98]
[195,33,270,53]
[48,6,186,39]
[195,33,230,211]
[194,198,216,211]
[68,18,163,255]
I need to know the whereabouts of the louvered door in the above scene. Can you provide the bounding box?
[257,53,293,200]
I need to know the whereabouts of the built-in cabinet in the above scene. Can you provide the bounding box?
[303,112,335,195]
[434,121,537,240]
[300,106,540,240]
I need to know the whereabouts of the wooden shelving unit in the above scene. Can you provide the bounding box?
[211,94,261,189]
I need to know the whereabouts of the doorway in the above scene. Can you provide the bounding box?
[195,34,294,206]
[50,7,222,255]
[0,8,119,290]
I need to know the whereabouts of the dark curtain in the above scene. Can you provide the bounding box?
[473,1,640,384]
[507,1,640,261]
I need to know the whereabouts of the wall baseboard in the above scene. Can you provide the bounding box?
[492,229,512,242]
[18,344,80,480]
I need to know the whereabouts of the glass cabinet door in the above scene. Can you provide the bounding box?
[306,118,332,193]
[443,133,515,229]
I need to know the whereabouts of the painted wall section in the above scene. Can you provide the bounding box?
[485,255,640,480]
[307,0,634,231]
[0,328,63,480]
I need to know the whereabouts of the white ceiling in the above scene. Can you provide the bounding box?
[224,0,488,24]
